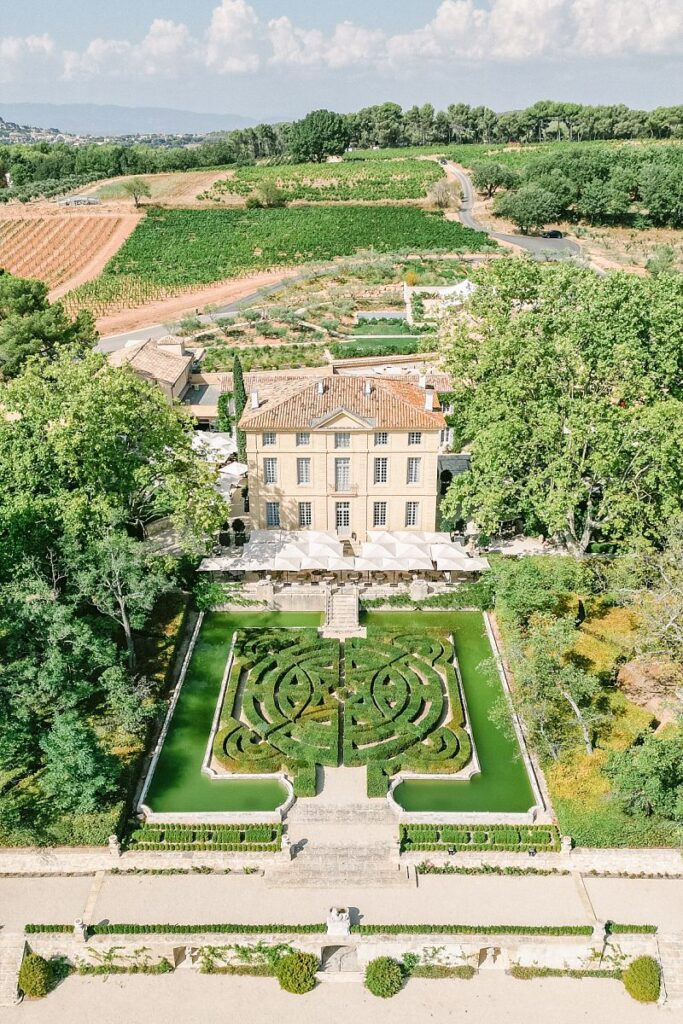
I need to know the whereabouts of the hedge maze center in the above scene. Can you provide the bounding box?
[145,611,534,814]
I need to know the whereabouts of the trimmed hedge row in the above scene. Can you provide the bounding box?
[126,843,279,852]
[607,923,658,935]
[352,924,593,936]
[129,823,281,852]
[400,823,561,853]
[28,923,326,935]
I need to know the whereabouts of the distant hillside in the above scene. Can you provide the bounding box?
[0,103,256,137]
[0,115,71,144]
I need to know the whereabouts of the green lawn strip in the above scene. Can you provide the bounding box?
[104,206,494,289]
[144,612,320,814]
[363,612,535,813]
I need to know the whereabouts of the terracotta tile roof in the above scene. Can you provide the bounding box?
[239,376,446,431]
[109,338,191,387]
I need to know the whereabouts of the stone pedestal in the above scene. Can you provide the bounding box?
[409,579,429,603]
[326,907,351,939]
[255,580,275,607]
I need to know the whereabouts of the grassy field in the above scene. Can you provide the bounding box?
[202,159,445,203]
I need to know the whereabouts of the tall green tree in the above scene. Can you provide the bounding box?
[0,273,96,377]
[605,728,683,822]
[0,347,225,550]
[494,184,561,233]
[503,615,606,760]
[440,260,683,554]
[39,712,120,814]
[233,353,247,463]
[289,109,351,163]
[72,533,176,671]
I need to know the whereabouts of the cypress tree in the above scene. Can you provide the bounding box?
[233,354,247,462]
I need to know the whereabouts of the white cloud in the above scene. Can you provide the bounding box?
[206,0,260,73]
[570,0,683,56]
[3,1,683,88]
[0,33,55,82]
[268,16,383,69]
[62,19,194,79]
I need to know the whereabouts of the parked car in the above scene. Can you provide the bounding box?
[542,229,563,238]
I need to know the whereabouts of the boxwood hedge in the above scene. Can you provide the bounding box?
[399,823,561,853]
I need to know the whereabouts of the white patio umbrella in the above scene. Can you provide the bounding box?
[401,555,434,570]
[273,552,304,571]
[434,554,489,572]
[299,554,331,571]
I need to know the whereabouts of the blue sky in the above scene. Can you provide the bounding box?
[1,1,681,118]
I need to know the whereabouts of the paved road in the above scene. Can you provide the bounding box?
[446,161,582,260]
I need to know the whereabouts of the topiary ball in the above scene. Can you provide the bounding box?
[18,952,53,999]
[274,951,318,994]
[364,956,404,998]
[622,956,660,1003]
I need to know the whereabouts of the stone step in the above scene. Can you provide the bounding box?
[658,937,683,1008]
[0,935,25,1007]
[287,802,394,823]
[267,865,411,888]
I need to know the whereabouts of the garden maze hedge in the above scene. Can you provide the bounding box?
[212,629,473,795]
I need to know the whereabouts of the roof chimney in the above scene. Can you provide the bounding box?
[250,390,259,410]
[418,372,427,389]
[363,380,372,396]
[425,390,435,412]
[316,380,325,395]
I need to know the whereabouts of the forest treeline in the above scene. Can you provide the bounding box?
[1,99,682,200]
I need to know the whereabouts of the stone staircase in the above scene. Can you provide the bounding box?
[320,586,366,639]
[267,840,410,888]
[0,934,25,1007]
[288,801,395,825]
[659,935,683,1009]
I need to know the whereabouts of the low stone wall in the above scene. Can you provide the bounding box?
[24,928,658,977]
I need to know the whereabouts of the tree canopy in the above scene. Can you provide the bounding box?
[0,345,227,843]
[289,109,351,163]
[439,259,683,554]
[0,272,96,377]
